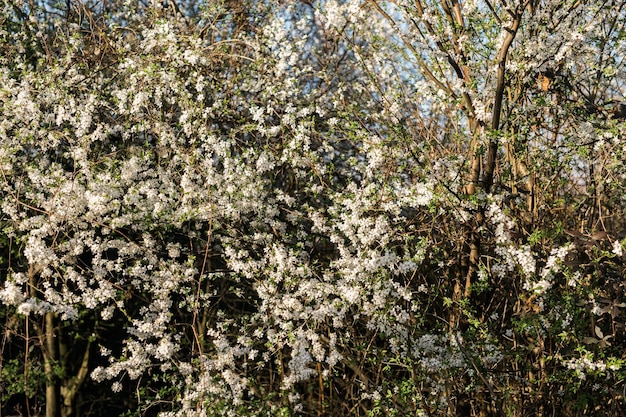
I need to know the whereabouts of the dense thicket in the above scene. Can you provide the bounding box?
[1,0,626,416]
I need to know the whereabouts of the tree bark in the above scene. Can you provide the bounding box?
[60,339,91,417]
[44,312,60,417]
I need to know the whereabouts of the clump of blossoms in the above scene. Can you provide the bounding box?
[0,1,439,415]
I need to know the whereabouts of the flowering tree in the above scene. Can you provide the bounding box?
[1,0,626,416]
[361,0,626,414]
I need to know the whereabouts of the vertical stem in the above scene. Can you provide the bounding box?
[24,314,32,417]
[317,362,324,415]
[25,265,39,417]
[193,217,213,355]
[466,7,524,303]
[44,312,59,417]
[484,12,523,193]
[61,339,91,417]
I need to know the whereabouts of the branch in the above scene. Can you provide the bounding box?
[61,340,92,413]
[484,0,503,25]
[453,332,507,417]
[484,7,524,193]
[367,1,457,97]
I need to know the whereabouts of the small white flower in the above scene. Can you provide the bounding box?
[101,305,115,320]
[612,240,623,257]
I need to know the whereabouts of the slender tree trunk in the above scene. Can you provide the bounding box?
[60,338,91,417]
[44,312,60,417]
[27,265,60,417]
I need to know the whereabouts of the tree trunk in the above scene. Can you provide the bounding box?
[60,338,91,417]
[44,312,60,417]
